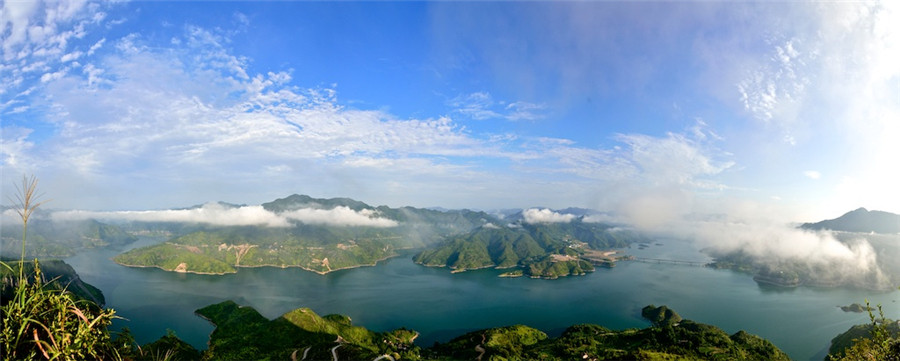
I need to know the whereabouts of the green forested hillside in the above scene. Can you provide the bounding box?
[113,195,504,275]
[0,259,106,306]
[192,302,789,361]
[1,218,137,259]
[414,220,646,278]
[114,226,401,274]
[196,300,419,360]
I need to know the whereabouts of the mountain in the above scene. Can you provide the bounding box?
[262,194,371,212]
[110,194,644,277]
[801,207,900,234]
[196,300,419,360]
[1,259,106,306]
[414,220,648,278]
[114,194,498,275]
[264,193,496,239]
[1,218,138,259]
[113,226,402,274]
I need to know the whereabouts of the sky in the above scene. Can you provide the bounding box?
[1,0,899,224]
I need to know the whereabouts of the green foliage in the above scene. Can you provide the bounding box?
[828,300,900,361]
[430,307,788,361]
[132,329,201,361]
[1,219,138,259]
[114,225,400,274]
[642,305,683,327]
[196,300,421,360]
[0,260,123,360]
[431,325,547,360]
[525,258,593,279]
[1,259,106,307]
[415,220,644,276]
[1,175,122,360]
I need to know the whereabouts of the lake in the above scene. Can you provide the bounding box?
[65,237,899,360]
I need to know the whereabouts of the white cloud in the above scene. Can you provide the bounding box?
[449,92,546,121]
[504,101,546,121]
[803,170,821,180]
[522,208,576,224]
[60,50,83,62]
[615,131,733,187]
[582,213,618,224]
[0,126,35,168]
[689,218,889,288]
[0,0,111,113]
[282,206,398,228]
[52,204,291,227]
[87,37,105,55]
[448,92,501,120]
[50,203,398,228]
[1,16,734,212]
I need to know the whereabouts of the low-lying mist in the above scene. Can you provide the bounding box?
[45,203,398,228]
[625,209,896,289]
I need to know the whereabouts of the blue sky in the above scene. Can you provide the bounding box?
[2,0,899,224]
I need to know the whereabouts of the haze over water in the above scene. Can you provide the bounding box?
[67,237,899,361]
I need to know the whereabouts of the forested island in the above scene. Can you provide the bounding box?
[413,221,643,278]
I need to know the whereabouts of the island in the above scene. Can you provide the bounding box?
[414,220,647,279]
[839,303,874,313]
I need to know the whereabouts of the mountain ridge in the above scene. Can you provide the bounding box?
[801,207,900,234]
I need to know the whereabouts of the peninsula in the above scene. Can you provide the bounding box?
[113,194,650,277]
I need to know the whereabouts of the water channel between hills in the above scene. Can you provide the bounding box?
[65,237,899,361]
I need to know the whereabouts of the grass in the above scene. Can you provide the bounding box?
[0,175,123,360]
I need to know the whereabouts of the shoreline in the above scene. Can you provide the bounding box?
[111,261,233,275]
[113,253,400,276]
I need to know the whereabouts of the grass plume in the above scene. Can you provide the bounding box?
[0,175,124,360]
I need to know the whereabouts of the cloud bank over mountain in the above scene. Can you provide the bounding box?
[47,203,398,228]
[522,208,577,224]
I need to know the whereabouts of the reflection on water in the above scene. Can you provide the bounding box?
[65,238,898,360]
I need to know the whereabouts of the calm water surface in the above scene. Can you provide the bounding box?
[65,238,899,360]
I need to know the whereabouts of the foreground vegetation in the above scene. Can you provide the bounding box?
[182,302,791,360]
[828,301,900,361]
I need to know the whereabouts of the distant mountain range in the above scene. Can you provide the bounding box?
[0,218,137,259]
[109,194,648,277]
[801,207,900,234]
